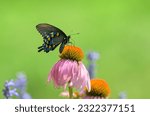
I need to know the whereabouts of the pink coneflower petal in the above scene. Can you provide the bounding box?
[72,63,85,89]
[48,60,60,87]
[68,62,91,91]
[58,60,72,85]
[48,59,91,91]
[69,63,83,88]
[76,63,90,91]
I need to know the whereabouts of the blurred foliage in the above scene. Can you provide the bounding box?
[0,0,150,98]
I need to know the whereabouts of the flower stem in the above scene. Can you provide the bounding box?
[69,87,73,99]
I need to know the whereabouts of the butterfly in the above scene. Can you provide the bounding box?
[36,23,70,53]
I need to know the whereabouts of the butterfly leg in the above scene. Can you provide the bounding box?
[59,42,65,53]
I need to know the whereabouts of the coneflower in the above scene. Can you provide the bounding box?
[81,79,110,99]
[48,45,91,98]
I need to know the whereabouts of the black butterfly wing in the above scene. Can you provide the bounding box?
[36,23,68,45]
[36,23,69,53]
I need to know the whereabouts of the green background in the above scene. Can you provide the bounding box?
[0,0,150,98]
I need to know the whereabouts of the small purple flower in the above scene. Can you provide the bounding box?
[88,63,96,79]
[87,52,100,61]
[15,72,27,92]
[20,92,32,99]
[14,72,32,99]
[119,92,127,99]
[3,80,19,99]
[87,51,100,79]
[2,72,32,99]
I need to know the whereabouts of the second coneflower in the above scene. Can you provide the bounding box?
[48,45,91,98]
[81,79,110,99]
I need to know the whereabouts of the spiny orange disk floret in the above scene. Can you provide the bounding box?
[59,45,84,61]
[86,79,110,98]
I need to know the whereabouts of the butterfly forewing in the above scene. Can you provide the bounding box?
[36,23,67,38]
[36,23,70,53]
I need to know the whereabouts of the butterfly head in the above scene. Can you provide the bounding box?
[67,35,71,41]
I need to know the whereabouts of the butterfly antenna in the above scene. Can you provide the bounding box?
[69,33,80,36]
[71,39,76,46]
[69,33,80,45]
[68,32,79,45]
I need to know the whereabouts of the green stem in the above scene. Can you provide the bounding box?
[69,86,73,99]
